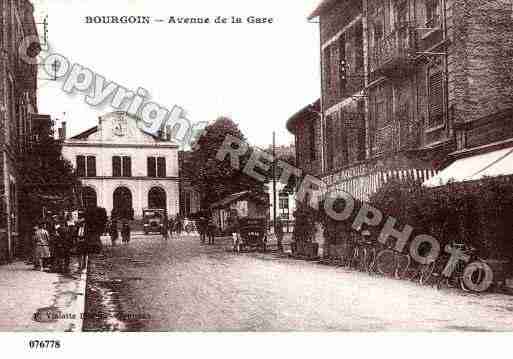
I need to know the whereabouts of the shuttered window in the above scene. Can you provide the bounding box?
[86,156,96,177]
[147,157,156,177]
[112,156,121,177]
[157,157,166,178]
[325,115,335,171]
[324,46,332,90]
[428,71,444,127]
[122,156,132,177]
[76,156,86,177]
[338,34,346,93]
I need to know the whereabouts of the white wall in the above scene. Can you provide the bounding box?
[61,111,180,219]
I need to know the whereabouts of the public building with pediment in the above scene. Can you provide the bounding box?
[61,111,180,220]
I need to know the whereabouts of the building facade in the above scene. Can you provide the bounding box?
[61,112,180,220]
[288,0,513,201]
[0,0,41,261]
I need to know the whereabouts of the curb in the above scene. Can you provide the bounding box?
[69,255,88,332]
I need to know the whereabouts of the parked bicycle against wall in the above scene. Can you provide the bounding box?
[350,230,378,274]
[374,243,412,280]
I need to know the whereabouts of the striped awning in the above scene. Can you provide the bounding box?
[424,146,513,187]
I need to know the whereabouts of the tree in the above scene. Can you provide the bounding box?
[18,117,80,246]
[190,117,266,208]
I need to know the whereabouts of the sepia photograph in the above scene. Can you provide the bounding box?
[0,0,513,356]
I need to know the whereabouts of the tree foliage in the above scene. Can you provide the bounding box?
[18,117,80,235]
[189,117,266,208]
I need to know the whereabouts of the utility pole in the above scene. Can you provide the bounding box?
[272,131,282,252]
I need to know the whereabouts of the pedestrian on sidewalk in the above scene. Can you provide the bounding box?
[76,218,87,270]
[121,219,131,244]
[109,219,119,246]
[56,215,75,274]
[33,222,51,271]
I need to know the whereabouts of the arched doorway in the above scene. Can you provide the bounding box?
[148,187,166,210]
[112,186,133,219]
[82,186,97,209]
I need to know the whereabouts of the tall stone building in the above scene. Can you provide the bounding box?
[0,0,41,261]
[288,0,513,199]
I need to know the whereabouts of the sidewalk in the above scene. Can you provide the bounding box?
[0,257,88,332]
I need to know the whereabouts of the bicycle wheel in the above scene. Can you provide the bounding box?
[394,253,411,280]
[419,262,436,286]
[376,249,395,276]
[461,261,493,293]
[350,246,360,270]
[366,248,378,274]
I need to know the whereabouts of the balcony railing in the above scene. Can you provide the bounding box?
[369,23,417,76]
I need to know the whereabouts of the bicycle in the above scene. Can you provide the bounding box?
[436,243,494,293]
[375,247,412,279]
[350,231,377,274]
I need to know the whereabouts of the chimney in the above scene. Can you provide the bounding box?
[59,121,67,140]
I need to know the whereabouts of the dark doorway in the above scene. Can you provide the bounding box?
[82,186,98,209]
[112,186,133,219]
[148,187,166,210]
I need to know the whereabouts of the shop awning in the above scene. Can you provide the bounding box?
[424,146,513,187]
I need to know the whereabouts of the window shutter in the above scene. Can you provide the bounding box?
[76,156,86,177]
[86,156,96,177]
[157,157,166,178]
[338,34,347,91]
[112,156,121,177]
[123,156,132,177]
[324,46,332,90]
[428,71,444,126]
[147,157,156,177]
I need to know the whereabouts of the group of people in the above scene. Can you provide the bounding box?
[108,219,131,246]
[197,216,218,245]
[32,213,88,273]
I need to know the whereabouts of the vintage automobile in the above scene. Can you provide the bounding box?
[234,217,267,253]
[142,208,166,235]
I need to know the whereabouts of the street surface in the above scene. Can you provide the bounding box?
[84,234,513,331]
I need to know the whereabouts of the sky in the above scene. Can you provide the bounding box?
[31,0,321,147]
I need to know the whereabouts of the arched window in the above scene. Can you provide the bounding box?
[112,187,133,219]
[148,187,166,209]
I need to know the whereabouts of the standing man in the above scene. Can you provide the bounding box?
[121,219,131,244]
[275,218,284,253]
[33,222,51,271]
[109,219,119,246]
[175,215,183,238]
[199,217,207,244]
[207,217,217,245]
[162,214,169,241]
[57,216,74,274]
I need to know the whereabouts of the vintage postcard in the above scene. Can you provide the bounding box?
[1,0,513,356]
